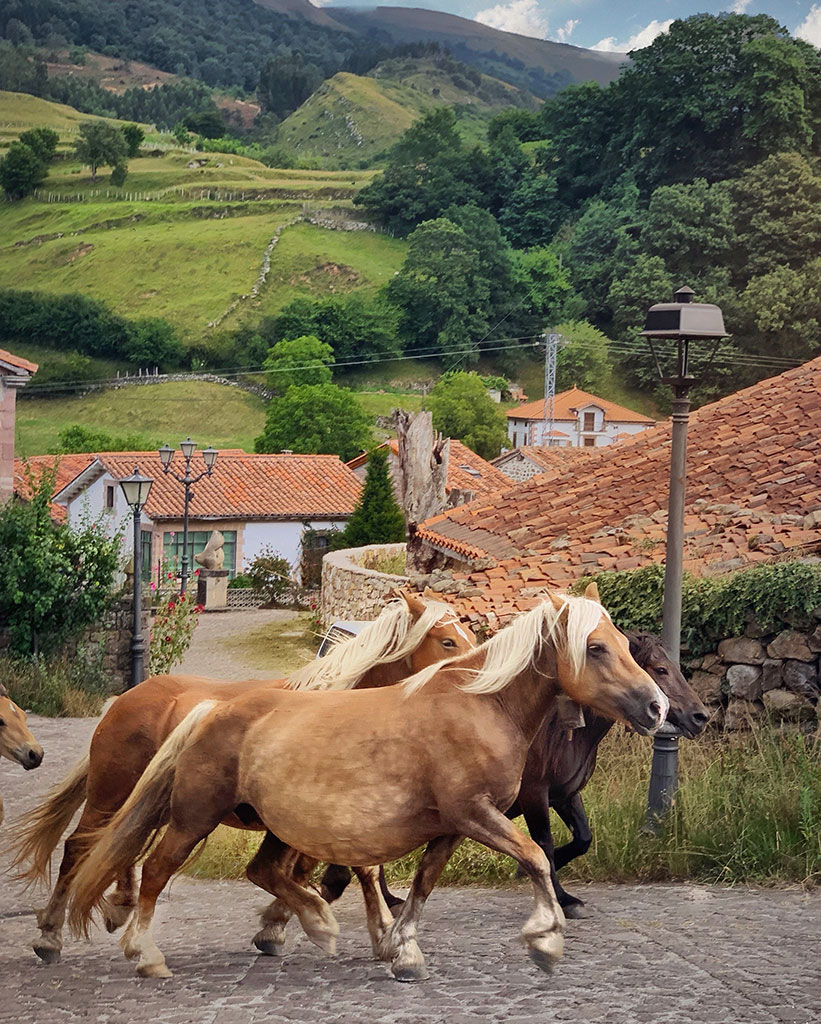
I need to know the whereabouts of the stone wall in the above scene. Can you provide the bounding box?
[687,611,821,731]
[320,544,409,625]
[67,594,152,694]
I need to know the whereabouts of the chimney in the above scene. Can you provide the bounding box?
[0,350,38,503]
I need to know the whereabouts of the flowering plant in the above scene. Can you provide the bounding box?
[149,590,203,676]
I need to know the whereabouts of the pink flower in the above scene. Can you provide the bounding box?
[150,582,156,591]
[167,572,174,579]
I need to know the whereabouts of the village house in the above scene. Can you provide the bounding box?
[416,356,821,631]
[490,444,595,483]
[505,386,655,449]
[50,450,362,583]
[0,348,38,503]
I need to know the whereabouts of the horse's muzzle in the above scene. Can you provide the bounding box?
[14,744,44,770]
[622,684,669,736]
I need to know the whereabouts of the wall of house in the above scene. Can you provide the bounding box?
[320,544,409,626]
[243,519,348,576]
[507,415,651,449]
[0,378,16,504]
[63,474,145,556]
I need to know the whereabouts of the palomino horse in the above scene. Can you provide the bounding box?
[0,683,44,827]
[67,587,668,982]
[320,629,708,915]
[12,591,474,964]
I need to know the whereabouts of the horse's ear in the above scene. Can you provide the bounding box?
[584,581,601,603]
[545,591,565,612]
[396,588,426,619]
[0,682,8,697]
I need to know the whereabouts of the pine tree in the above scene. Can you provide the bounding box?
[335,448,405,549]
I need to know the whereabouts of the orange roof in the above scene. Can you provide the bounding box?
[492,445,596,475]
[0,348,38,375]
[55,451,362,520]
[14,454,96,521]
[506,386,655,424]
[419,355,821,626]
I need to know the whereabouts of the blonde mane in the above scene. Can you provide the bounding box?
[287,598,461,691]
[402,595,608,696]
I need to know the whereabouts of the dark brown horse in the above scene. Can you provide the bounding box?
[509,630,707,916]
[321,630,707,914]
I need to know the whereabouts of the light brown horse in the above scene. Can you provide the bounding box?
[0,684,44,827]
[67,587,668,982]
[12,591,473,964]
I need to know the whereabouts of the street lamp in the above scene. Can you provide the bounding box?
[640,286,727,824]
[119,466,154,689]
[157,438,218,595]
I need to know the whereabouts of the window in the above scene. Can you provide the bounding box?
[584,437,596,447]
[105,484,115,509]
[512,432,518,448]
[583,412,596,432]
[162,529,237,578]
[140,529,153,582]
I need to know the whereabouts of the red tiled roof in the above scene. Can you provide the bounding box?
[419,356,821,626]
[492,445,596,475]
[506,386,655,424]
[14,454,96,521]
[0,348,38,375]
[56,451,362,520]
[349,439,508,499]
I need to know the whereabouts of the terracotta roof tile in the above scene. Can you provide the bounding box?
[14,454,96,521]
[506,386,655,424]
[0,348,38,375]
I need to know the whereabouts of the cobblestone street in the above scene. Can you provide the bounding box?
[1,716,819,1024]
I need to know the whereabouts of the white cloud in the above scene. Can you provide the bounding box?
[555,18,578,44]
[475,0,549,39]
[796,4,821,48]
[731,0,752,12]
[592,18,673,52]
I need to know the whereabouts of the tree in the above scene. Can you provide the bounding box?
[57,424,160,454]
[426,372,508,460]
[254,382,371,462]
[263,335,334,395]
[333,448,405,548]
[18,127,59,165]
[553,321,614,394]
[0,465,122,656]
[110,162,128,187]
[75,121,127,182]
[125,318,182,367]
[184,109,226,138]
[0,141,46,199]
[121,124,144,158]
[739,260,821,361]
[265,296,400,362]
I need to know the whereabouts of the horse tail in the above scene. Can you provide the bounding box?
[6,752,90,886]
[67,700,217,937]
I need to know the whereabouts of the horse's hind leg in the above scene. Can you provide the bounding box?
[319,863,352,903]
[245,832,339,955]
[352,865,395,960]
[381,835,463,982]
[101,865,136,932]
[120,823,211,978]
[550,793,592,917]
[251,846,315,955]
[33,805,107,964]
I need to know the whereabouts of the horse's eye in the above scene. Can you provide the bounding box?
[656,666,668,676]
[587,644,604,657]
[441,639,456,648]
[0,718,5,728]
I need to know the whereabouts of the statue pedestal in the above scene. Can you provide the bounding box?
[196,568,229,610]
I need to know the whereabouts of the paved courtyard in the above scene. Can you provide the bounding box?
[1,716,819,1024]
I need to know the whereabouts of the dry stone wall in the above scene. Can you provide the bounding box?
[687,613,821,731]
[320,544,409,625]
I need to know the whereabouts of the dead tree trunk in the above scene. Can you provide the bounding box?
[393,410,449,573]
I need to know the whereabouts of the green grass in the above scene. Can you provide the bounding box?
[14,381,268,456]
[186,726,821,886]
[219,613,318,675]
[347,390,423,419]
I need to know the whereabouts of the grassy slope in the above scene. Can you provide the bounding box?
[277,59,535,163]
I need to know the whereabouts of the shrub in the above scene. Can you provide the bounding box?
[246,547,293,605]
[227,573,253,589]
[0,645,110,717]
[149,590,202,676]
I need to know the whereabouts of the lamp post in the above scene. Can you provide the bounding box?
[640,286,727,825]
[158,439,217,595]
[119,466,154,689]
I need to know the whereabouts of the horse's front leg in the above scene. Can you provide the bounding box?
[462,800,565,973]
[352,865,395,960]
[380,835,463,981]
[552,792,592,871]
[519,788,585,918]
[251,846,315,955]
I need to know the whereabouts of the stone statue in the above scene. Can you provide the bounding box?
[194,530,225,570]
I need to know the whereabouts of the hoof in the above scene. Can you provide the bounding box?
[310,932,337,956]
[526,932,564,974]
[561,902,586,920]
[33,943,62,965]
[137,961,172,979]
[392,961,429,982]
[254,938,285,957]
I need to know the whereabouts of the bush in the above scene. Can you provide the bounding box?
[0,644,110,717]
[227,573,253,589]
[149,590,202,676]
[577,561,821,657]
[56,424,162,454]
[246,547,293,605]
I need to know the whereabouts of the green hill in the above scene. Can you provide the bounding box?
[277,57,539,162]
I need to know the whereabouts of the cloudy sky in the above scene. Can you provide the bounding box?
[322,2,821,52]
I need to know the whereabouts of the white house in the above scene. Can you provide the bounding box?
[505,386,655,449]
[51,450,362,584]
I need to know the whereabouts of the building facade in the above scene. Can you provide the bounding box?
[506,386,655,450]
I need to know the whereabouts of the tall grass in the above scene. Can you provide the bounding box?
[186,726,821,887]
[0,645,110,716]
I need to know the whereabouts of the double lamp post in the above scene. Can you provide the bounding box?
[119,438,217,688]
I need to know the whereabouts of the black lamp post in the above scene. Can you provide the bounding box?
[640,286,727,824]
[158,439,217,595]
[119,466,154,689]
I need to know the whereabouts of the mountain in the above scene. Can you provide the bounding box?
[277,55,539,162]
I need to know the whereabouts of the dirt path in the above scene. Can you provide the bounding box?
[175,608,315,680]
